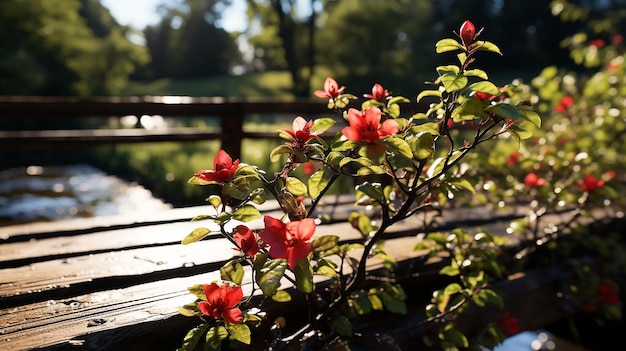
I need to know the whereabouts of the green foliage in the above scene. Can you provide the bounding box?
[0,0,148,95]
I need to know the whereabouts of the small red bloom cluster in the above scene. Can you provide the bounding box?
[524,172,547,188]
[580,174,605,192]
[364,83,389,102]
[459,20,476,48]
[342,107,398,144]
[198,282,244,324]
[597,282,620,305]
[259,216,316,270]
[314,77,345,100]
[499,311,521,336]
[282,116,323,147]
[194,150,239,183]
[554,96,574,112]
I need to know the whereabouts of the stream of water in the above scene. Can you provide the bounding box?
[0,164,171,226]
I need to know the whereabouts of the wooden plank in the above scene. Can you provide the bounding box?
[0,96,332,119]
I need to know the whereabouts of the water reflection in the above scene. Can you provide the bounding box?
[0,164,171,225]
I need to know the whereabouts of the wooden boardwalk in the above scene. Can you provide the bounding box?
[0,196,619,350]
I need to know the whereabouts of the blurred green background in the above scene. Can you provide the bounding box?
[0,0,623,211]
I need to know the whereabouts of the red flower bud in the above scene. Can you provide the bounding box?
[460,20,476,47]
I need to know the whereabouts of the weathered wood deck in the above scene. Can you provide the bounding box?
[0,196,621,350]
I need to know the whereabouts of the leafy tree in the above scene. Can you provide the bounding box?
[314,0,437,96]
[245,0,319,96]
[143,0,241,80]
[0,0,148,96]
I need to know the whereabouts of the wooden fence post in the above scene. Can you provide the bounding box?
[219,109,244,160]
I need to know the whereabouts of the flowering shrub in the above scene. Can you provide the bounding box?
[176,16,624,351]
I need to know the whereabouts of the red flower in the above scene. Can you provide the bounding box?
[314,77,345,99]
[194,150,240,183]
[233,225,260,258]
[499,312,521,336]
[302,161,316,175]
[506,151,520,167]
[474,92,494,101]
[459,20,476,47]
[364,83,389,102]
[613,34,623,44]
[524,173,547,188]
[554,96,574,112]
[197,282,243,324]
[258,216,315,269]
[342,107,399,143]
[283,116,323,145]
[580,174,605,192]
[589,38,605,48]
[597,282,620,305]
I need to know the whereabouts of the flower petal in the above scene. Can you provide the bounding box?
[222,307,243,324]
[295,218,316,240]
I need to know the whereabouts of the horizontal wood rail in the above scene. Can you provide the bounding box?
[0,96,428,159]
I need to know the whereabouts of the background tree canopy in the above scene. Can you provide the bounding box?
[0,0,149,96]
[0,0,622,97]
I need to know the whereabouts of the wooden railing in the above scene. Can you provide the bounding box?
[0,96,347,159]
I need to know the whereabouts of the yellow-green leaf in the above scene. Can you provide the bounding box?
[182,227,211,245]
[179,324,209,351]
[435,38,464,53]
[285,176,308,196]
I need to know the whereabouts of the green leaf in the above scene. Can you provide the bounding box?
[518,105,542,128]
[182,227,211,245]
[294,258,314,293]
[220,260,245,285]
[206,325,228,350]
[231,204,261,222]
[179,324,210,351]
[452,97,486,122]
[486,103,520,120]
[178,302,200,317]
[448,177,476,194]
[223,182,246,200]
[435,38,464,53]
[440,264,460,276]
[444,328,469,348]
[368,290,384,310]
[312,117,336,133]
[385,136,414,159]
[285,177,308,197]
[191,214,215,222]
[207,195,222,209]
[270,144,293,162]
[416,89,442,102]
[443,283,463,296]
[355,182,385,203]
[474,40,503,55]
[271,290,292,302]
[436,65,460,75]
[468,81,500,95]
[315,265,338,278]
[349,212,375,236]
[388,103,401,118]
[331,315,353,337]
[441,72,468,93]
[187,284,206,300]
[225,323,251,345]
[326,151,344,166]
[255,258,287,296]
[464,69,488,80]
[311,235,339,254]
[308,170,329,198]
[407,132,435,160]
[381,291,408,314]
[409,122,440,136]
